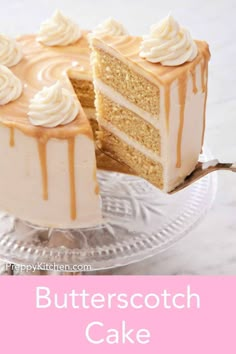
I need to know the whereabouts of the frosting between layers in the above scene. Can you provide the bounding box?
[0,65,23,105]
[99,119,161,164]
[94,78,160,129]
[231,162,236,169]
[28,81,80,128]
[83,107,96,120]
[92,18,128,37]
[202,159,219,170]
[37,10,82,46]
[140,15,198,66]
[0,34,23,67]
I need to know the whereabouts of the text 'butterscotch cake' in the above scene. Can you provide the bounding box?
[91,15,210,192]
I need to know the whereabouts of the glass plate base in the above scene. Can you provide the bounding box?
[0,149,217,273]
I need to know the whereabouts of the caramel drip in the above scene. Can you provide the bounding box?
[201,63,208,147]
[201,58,206,93]
[164,84,171,130]
[38,141,48,200]
[68,138,76,220]
[9,127,15,147]
[93,163,100,195]
[190,66,198,94]
[176,74,187,168]
[95,184,100,195]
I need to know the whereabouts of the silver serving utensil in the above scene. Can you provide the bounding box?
[96,144,236,193]
[169,161,236,194]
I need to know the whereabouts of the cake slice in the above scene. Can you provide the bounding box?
[91,16,210,192]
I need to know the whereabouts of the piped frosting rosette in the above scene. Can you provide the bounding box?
[140,15,198,66]
[28,81,80,127]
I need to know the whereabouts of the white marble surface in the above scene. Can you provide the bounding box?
[0,0,236,274]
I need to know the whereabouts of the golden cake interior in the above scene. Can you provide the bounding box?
[92,46,164,189]
[70,78,95,109]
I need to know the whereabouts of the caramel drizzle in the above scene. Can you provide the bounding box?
[38,141,48,200]
[9,127,15,147]
[201,59,208,147]
[93,163,100,195]
[174,56,208,167]
[176,74,187,168]
[95,184,100,195]
[68,138,76,220]
[164,84,171,131]
[201,58,206,93]
[190,66,198,94]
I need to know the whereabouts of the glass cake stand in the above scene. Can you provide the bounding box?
[0,148,217,275]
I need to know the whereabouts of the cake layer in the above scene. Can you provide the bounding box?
[96,92,161,154]
[100,129,163,189]
[99,120,162,164]
[92,47,160,117]
[92,36,209,87]
[70,78,95,108]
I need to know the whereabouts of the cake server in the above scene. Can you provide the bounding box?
[169,161,236,194]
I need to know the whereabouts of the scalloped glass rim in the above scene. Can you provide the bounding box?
[0,148,217,271]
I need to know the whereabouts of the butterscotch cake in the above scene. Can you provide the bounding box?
[0,10,101,228]
[91,15,210,192]
[0,11,211,229]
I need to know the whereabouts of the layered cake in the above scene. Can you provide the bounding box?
[91,15,210,192]
[0,11,102,228]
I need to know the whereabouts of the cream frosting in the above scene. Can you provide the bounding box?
[0,65,23,105]
[0,34,23,67]
[92,17,128,37]
[99,119,161,164]
[202,159,219,170]
[231,162,236,169]
[37,10,82,46]
[140,15,198,66]
[28,81,80,127]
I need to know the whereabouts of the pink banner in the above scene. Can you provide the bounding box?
[0,276,235,353]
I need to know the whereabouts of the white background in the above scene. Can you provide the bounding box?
[0,0,236,274]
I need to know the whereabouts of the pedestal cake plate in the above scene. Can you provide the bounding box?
[0,148,217,275]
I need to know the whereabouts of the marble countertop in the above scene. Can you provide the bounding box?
[0,0,235,275]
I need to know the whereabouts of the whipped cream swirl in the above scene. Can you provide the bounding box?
[37,10,82,46]
[28,81,80,128]
[0,34,23,67]
[0,65,23,105]
[92,17,128,36]
[140,15,198,66]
